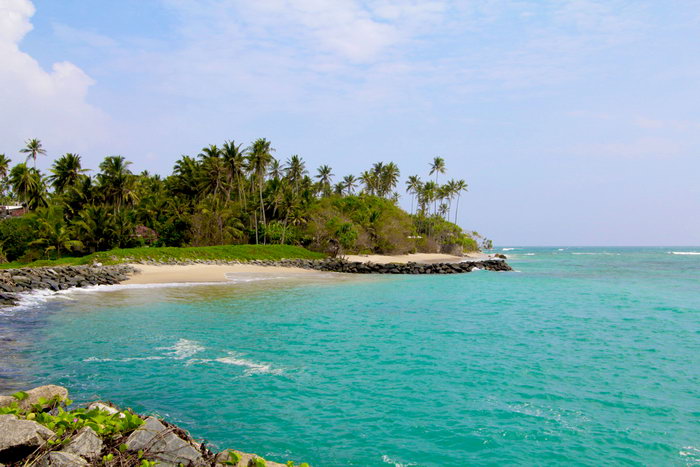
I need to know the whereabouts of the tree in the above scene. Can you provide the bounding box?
[316,165,334,197]
[221,140,247,206]
[49,153,87,194]
[0,154,11,179]
[9,163,39,205]
[20,138,47,169]
[452,179,468,224]
[429,157,446,214]
[98,156,138,210]
[342,174,357,195]
[247,138,274,243]
[30,206,82,258]
[284,155,307,193]
[405,175,422,215]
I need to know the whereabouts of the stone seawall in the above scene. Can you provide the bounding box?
[0,265,136,307]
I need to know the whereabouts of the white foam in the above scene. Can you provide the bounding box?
[679,445,700,463]
[84,356,167,362]
[213,352,283,376]
[670,251,700,255]
[524,253,535,256]
[557,248,565,251]
[381,455,416,467]
[571,252,620,256]
[158,339,205,359]
[502,248,518,251]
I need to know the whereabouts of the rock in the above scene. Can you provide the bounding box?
[0,414,55,464]
[85,402,121,416]
[0,385,69,411]
[62,427,102,460]
[125,417,204,466]
[215,450,286,467]
[37,451,88,466]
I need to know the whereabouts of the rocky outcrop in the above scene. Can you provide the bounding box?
[0,414,55,464]
[1,385,307,467]
[0,265,135,307]
[0,385,68,412]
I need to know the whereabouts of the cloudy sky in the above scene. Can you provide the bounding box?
[1,0,699,245]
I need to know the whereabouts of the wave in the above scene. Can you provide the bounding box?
[381,455,416,467]
[502,248,518,251]
[670,251,700,255]
[213,352,283,376]
[158,339,205,359]
[571,252,620,256]
[84,356,167,362]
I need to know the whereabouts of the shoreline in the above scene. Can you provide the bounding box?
[124,252,500,284]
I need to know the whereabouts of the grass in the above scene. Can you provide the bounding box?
[0,245,326,269]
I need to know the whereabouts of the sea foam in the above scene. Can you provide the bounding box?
[670,251,700,255]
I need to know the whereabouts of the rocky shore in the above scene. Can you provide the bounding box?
[125,257,513,274]
[0,257,512,307]
[0,385,293,467]
[0,265,136,307]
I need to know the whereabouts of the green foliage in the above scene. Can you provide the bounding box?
[0,244,325,269]
[222,451,242,465]
[12,390,28,401]
[252,457,267,467]
[0,216,38,261]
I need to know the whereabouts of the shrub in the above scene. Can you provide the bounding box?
[0,216,38,261]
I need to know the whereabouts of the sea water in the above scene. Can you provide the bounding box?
[1,247,699,466]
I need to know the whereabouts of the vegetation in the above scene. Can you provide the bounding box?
[0,139,490,265]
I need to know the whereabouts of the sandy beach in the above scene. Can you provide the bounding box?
[123,264,321,284]
[123,253,496,284]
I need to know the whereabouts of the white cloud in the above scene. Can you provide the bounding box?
[0,0,109,164]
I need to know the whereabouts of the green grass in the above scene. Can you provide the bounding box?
[0,245,326,269]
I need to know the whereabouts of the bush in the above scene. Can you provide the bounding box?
[0,217,38,261]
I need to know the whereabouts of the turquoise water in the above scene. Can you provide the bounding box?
[1,247,699,466]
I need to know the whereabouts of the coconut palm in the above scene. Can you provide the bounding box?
[98,156,138,210]
[0,154,11,179]
[315,165,334,197]
[452,179,468,224]
[49,153,88,194]
[9,163,38,204]
[247,138,274,243]
[30,207,83,257]
[405,175,422,214]
[342,174,358,195]
[379,162,400,197]
[221,140,247,205]
[284,155,307,193]
[268,158,283,181]
[20,139,47,169]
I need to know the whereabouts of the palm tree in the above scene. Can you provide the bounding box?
[20,139,47,169]
[30,206,82,257]
[429,157,446,184]
[247,138,274,243]
[49,153,88,194]
[221,140,247,206]
[284,155,307,193]
[72,205,116,252]
[198,144,221,159]
[9,163,39,204]
[360,170,377,195]
[405,175,422,214]
[0,154,11,179]
[342,174,358,195]
[268,158,283,181]
[429,157,446,214]
[315,165,334,197]
[98,156,138,210]
[379,162,400,197]
[453,179,468,224]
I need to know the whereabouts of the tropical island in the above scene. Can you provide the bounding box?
[0,138,492,268]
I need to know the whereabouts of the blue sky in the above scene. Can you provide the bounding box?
[1,0,699,246]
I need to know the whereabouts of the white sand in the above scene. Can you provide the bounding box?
[123,264,322,284]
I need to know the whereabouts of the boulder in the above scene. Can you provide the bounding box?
[85,402,121,416]
[125,416,204,466]
[37,451,88,466]
[0,385,69,411]
[0,414,55,464]
[215,450,286,467]
[62,427,102,460]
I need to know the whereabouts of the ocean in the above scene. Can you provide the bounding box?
[1,247,699,466]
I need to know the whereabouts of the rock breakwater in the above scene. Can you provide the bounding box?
[0,265,135,307]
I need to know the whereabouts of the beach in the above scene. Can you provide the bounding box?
[123,253,497,284]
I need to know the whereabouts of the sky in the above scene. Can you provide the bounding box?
[1,0,699,246]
